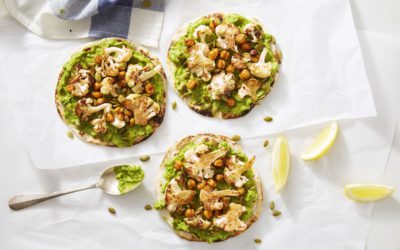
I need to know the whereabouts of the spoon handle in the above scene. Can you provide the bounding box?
[8,183,97,210]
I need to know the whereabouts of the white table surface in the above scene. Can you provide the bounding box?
[0,0,399,249]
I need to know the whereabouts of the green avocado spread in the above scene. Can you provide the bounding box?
[114,165,144,194]
[168,13,281,118]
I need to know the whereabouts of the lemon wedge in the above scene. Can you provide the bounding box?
[344,184,395,202]
[301,121,338,160]
[272,135,290,192]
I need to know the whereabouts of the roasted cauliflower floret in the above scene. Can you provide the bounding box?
[125,64,161,93]
[184,148,227,181]
[237,78,261,100]
[199,189,240,211]
[187,43,215,82]
[184,215,211,230]
[193,25,213,43]
[248,48,272,78]
[70,69,93,97]
[75,98,111,121]
[243,23,261,43]
[104,46,132,64]
[231,53,251,70]
[122,94,161,126]
[165,178,196,212]
[215,22,240,51]
[224,156,255,188]
[213,203,247,232]
[100,77,118,97]
[111,116,125,129]
[91,115,107,134]
[208,72,236,100]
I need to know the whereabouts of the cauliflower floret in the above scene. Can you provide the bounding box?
[112,116,126,129]
[248,48,272,78]
[193,25,213,43]
[125,64,161,93]
[100,77,118,97]
[184,216,211,230]
[213,203,247,232]
[91,116,107,134]
[70,69,93,97]
[122,94,161,126]
[224,156,255,188]
[243,23,261,43]
[165,178,196,212]
[208,72,236,100]
[96,56,119,77]
[215,23,239,51]
[184,148,227,181]
[104,46,132,64]
[199,189,240,211]
[237,78,261,100]
[194,144,209,156]
[187,43,215,82]
[231,53,251,70]
[75,98,111,121]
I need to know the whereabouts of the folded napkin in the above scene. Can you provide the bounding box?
[4,0,165,47]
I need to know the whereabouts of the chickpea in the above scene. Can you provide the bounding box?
[66,84,74,92]
[241,42,252,52]
[174,160,183,170]
[94,54,103,64]
[105,113,115,122]
[185,38,195,47]
[250,49,259,57]
[227,98,236,107]
[117,113,124,121]
[220,50,230,60]
[203,210,213,220]
[225,64,235,73]
[145,83,155,95]
[118,71,126,80]
[237,187,246,195]
[124,115,130,122]
[239,69,251,80]
[96,98,105,105]
[235,33,247,45]
[129,117,135,126]
[251,55,260,63]
[207,179,217,188]
[186,79,197,89]
[185,208,195,218]
[187,179,197,190]
[215,174,224,182]
[119,79,127,88]
[93,82,102,91]
[217,59,226,69]
[208,48,219,60]
[124,109,132,117]
[92,91,102,99]
[214,158,224,167]
[209,19,219,31]
[197,181,206,190]
[114,107,122,113]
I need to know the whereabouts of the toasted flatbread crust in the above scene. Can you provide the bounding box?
[167,13,280,119]
[156,133,263,242]
[55,38,167,147]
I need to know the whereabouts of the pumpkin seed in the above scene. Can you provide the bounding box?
[269,201,275,210]
[254,239,262,244]
[95,72,102,82]
[264,116,273,122]
[144,204,152,210]
[140,155,150,162]
[231,135,241,141]
[67,131,74,139]
[272,210,282,217]
[172,101,177,110]
[263,139,269,147]
[108,207,116,215]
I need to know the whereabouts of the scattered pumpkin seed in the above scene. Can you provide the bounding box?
[269,201,275,210]
[231,135,241,141]
[172,101,177,110]
[140,155,150,162]
[95,72,102,82]
[108,207,116,215]
[272,210,282,217]
[263,139,269,147]
[254,238,262,244]
[66,131,74,139]
[144,204,152,210]
[264,116,273,122]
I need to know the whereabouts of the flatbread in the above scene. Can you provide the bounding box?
[156,133,263,242]
[167,13,281,119]
[55,38,167,147]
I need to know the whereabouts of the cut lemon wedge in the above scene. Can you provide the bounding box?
[272,135,290,192]
[301,121,338,161]
[344,184,395,202]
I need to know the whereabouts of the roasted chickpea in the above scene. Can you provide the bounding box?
[105,113,115,122]
[208,48,219,60]
[207,179,217,188]
[96,98,105,105]
[214,158,224,167]
[250,49,258,57]
[215,174,224,182]
[239,69,251,80]
[235,33,247,45]
[220,50,230,60]
[129,117,135,126]
[117,113,124,121]
[66,84,74,92]
[197,181,206,190]
[187,179,197,190]
[225,64,235,73]
[124,109,132,117]
[124,115,130,122]
[241,42,252,52]
[92,91,102,99]
[203,210,213,220]
[118,71,126,80]
[237,187,246,195]
[93,82,102,91]
[251,55,260,63]
[185,208,195,218]
[227,98,236,107]
[209,19,219,31]
[174,160,183,170]
[217,59,226,69]
[186,79,197,89]
[94,54,103,64]
[185,38,195,47]
[114,107,122,113]
[145,83,155,95]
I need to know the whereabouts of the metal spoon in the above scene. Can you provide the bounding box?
[8,165,142,210]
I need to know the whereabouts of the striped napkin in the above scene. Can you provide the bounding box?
[4,0,165,48]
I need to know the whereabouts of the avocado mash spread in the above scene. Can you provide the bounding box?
[156,134,262,243]
[167,13,281,119]
[56,38,166,147]
[114,165,144,194]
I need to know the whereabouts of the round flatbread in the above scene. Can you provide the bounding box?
[55,38,167,147]
[155,134,263,243]
[167,13,281,119]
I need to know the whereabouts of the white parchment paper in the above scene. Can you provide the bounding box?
[0,0,376,169]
